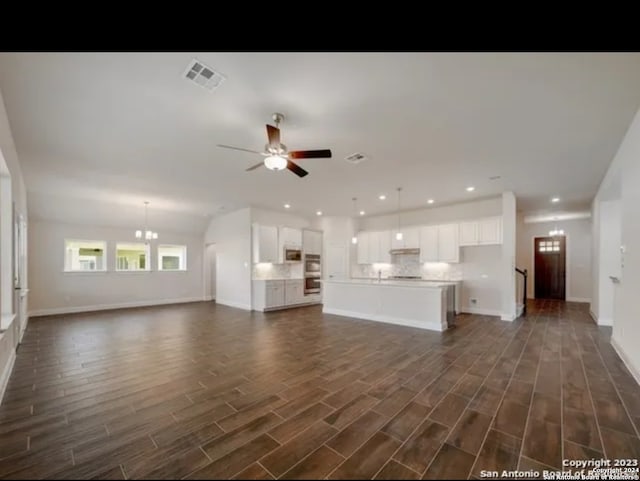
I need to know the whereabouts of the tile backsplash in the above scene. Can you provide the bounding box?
[253,262,304,280]
[351,253,463,280]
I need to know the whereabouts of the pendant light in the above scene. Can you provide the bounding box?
[395,187,403,241]
[135,201,159,242]
[351,197,358,244]
[549,217,564,237]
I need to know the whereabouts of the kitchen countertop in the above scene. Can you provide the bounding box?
[252,278,304,281]
[322,278,455,288]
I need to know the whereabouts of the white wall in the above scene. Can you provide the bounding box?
[28,220,205,315]
[358,197,502,231]
[251,207,313,229]
[593,201,620,325]
[316,216,355,280]
[592,106,640,384]
[204,208,252,310]
[0,86,28,403]
[516,216,593,302]
[502,192,517,320]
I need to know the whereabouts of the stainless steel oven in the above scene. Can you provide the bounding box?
[304,254,321,294]
[304,254,321,274]
[304,275,321,294]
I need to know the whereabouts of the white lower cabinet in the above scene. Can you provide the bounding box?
[253,279,313,311]
[285,279,304,305]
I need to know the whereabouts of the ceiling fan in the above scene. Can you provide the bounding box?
[217,113,332,178]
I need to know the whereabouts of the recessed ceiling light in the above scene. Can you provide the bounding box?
[379,194,386,200]
[466,186,475,192]
[359,210,365,216]
[316,210,323,216]
[551,197,560,203]
[284,203,290,209]
[427,199,434,204]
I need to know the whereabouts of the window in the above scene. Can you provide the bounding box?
[64,240,106,271]
[538,240,561,253]
[116,242,149,271]
[158,244,187,271]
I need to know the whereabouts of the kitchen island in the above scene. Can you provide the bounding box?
[322,278,456,331]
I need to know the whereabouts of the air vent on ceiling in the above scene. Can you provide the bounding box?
[183,58,226,91]
[344,152,367,164]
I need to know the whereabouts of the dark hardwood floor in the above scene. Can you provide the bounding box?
[0,299,639,479]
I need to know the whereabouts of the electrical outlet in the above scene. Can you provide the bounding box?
[470,298,478,305]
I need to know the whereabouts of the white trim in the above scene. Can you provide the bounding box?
[322,307,445,331]
[460,306,502,317]
[567,297,591,303]
[203,295,214,301]
[516,303,525,318]
[501,313,517,321]
[28,297,207,317]
[214,299,252,311]
[19,316,28,343]
[0,349,16,406]
[611,336,640,387]
[588,309,612,326]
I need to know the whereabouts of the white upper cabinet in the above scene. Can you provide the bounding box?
[356,230,392,264]
[280,227,302,247]
[459,221,479,246]
[356,231,370,264]
[478,217,502,245]
[253,224,278,263]
[437,223,460,263]
[457,217,502,246]
[303,229,322,255]
[419,226,439,262]
[278,227,302,262]
[367,231,380,263]
[391,226,420,249]
[378,230,391,263]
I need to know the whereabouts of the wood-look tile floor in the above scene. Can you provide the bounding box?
[1,299,639,479]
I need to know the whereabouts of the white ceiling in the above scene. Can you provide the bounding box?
[1,52,639,233]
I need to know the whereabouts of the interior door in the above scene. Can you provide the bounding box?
[534,236,566,300]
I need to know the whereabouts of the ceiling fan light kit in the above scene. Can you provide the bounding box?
[217,112,332,178]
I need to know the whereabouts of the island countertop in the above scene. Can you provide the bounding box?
[321,278,452,288]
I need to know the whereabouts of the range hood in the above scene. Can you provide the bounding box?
[389,248,420,255]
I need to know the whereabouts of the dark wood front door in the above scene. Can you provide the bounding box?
[534,236,566,300]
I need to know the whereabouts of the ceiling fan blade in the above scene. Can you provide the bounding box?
[217,144,265,155]
[266,124,280,148]
[286,160,308,178]
[245,162,265,171]
[288,149,332,159]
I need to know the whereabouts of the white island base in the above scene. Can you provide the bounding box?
[322,279,451,332]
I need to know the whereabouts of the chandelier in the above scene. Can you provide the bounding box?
[135,201,158,241]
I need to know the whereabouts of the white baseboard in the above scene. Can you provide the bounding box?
[215,299,252,311]
[0,349,16,406]
[516,303,525,319]
[611,336,640,387]
[461,306,502,317]
[28,297,208,317]
[567,297,591,303]
[203,296,214,301]
[598,317,613,327]
[322,307,445,332]
[589,309,598,324]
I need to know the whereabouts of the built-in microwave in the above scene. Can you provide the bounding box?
[284,247,302,262]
